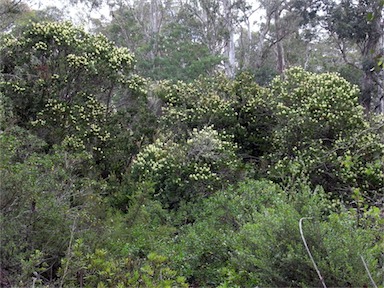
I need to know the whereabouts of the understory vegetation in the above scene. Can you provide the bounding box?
[0,21,383,287]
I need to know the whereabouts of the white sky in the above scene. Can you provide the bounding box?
[30,0,111,27]
[30,0,264,30]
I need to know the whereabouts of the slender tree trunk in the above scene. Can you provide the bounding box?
[226,28,236,77]
[255,15,271,68]
[240,13,253,70]
[360,1,382,113]
[223,0,236,78]
[361,72,375,113]
[274,8,285,75]
[149,0,159,70]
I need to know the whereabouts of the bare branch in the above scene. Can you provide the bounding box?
[360,255,378,288]
[331,34,361,71]
[299,217,327,288]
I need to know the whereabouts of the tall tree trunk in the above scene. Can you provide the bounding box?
[274,8,285,75]
[255,10,272,68]
[226,27,236,77]
[149,0,159,62]
[351,0,382,113]
[223,0,236,78]
[239,10,253,70]
[368,2,384,113]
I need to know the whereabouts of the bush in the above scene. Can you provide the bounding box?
[156,72,275,158]
[268,67,384,204]
[226,202,382,287]
[58,186,185,287]
[59,239,187,288]
[270,67,365,154]
[1,21,135,127]
[170,179,320,286]
[130,126,242,208]
[169,179,383,287]
[0,127,106,286]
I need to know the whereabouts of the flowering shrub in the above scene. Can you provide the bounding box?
[268,68,384,204]
[270,67,365,153]
[32,95,110,158]
[157,72,274,158]
[131,126,241,207]
[0,21,151,167]
[0,21,136,127]
[158,75,236,137]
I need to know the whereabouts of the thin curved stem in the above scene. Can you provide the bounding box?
[360,255,378,288]
[299,217,327,288]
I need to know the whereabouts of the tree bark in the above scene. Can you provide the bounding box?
[223,0,236,78]
[274,7,285,75]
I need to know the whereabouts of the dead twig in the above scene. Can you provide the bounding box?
[299,217,327,288]
[360,255,378,288]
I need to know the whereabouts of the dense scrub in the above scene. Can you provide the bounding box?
[0,22,383,287]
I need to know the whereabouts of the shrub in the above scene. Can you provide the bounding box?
[156,72,274,158]
[130,126,241,208]
[169,179,383,287]
[270,67,365,154]
[0,127,106,286]
[59,239,187,288]
[1,21,135,127]
[58,187,185,288]
[268,67,384,204]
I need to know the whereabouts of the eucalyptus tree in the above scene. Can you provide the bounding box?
[235,0,323,77]
[97,0,222,81]
[94,0,252,79]
[323,0,384,112]
[178,0,251,77]
[0,0,30,31]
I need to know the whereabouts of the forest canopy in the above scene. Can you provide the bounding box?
[0,1,383,287]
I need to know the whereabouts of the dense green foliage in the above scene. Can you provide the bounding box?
[169,180,383,287]
[0,21,383,288]
[130,126,241,208]
[267,68,384,203]
[1,21,134,125]
[157,72,275,158]
[97,5,222,82]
